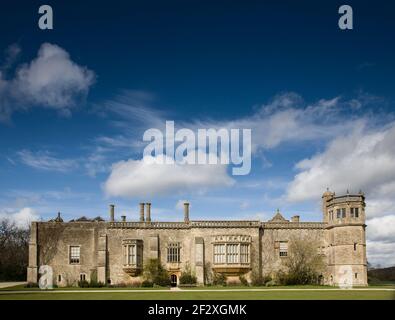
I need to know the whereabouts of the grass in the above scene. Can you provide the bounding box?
[0,285,394,300]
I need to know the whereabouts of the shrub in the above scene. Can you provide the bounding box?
[141,280,154,287]
[78,280,90,288]
[239,275,249,286]
[179,263,197,285]
[251,272,272,286]
[89,280,105,288]
[212,272,227,286]
[143,259,171,287]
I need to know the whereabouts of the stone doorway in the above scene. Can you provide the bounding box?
[170,274,177,287]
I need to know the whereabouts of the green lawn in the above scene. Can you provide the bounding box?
[0,285,394,300]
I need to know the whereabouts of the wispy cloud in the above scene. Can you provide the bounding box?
[17,149,79,172]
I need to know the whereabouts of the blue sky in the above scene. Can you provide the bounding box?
[1,1,395,265]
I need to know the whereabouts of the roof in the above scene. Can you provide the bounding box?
[269,209,288,222]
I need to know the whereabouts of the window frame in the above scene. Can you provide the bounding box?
[279,241,288,257]
[69,245,81,264]
[350,207,359,218]
[213,242,250,265]
[167,242,181,263]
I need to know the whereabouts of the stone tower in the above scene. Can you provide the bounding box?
[323,190,367,286]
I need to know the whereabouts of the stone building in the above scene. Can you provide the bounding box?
[27,190,368,287]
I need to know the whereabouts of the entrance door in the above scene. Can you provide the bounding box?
[171,274,177,287]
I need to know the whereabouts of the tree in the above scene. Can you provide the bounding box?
[0,219,30,281]
[277,235,325,285]
[38,223,66,265]
[143,259,171,287]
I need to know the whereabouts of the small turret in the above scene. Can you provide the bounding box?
[322,188,335,223]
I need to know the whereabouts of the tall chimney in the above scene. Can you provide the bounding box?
[291,215,300,223]
[184,202,190,223]
[109,204,115,222]
[145,203,151,222]
[139,203,145,222]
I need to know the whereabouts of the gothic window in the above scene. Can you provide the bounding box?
[279,241,288,257]
[69,246,80,264]
[80,273,86,281]
[167,242,181,263]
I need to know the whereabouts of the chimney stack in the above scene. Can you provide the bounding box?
[109,204,115,222]
[145,203,151,222]
[121,215,126,222]
[139,203,145,222]
[184,202,190,223]
[291,215,300,223]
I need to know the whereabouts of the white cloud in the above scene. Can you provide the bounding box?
[17,149,78,172]
[0,207,39,229]
[104,154,234,198]
[367,215,395,243]
[286,123,395,207]
[366,240,395,267]
[0,43,95,121]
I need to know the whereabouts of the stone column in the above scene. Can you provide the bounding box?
[139,203,145,222]
[146,203,151,222]
[27,222,38,283]
[195,237,204,285]
[97,234,107,284]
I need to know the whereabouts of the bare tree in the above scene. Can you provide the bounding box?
[278,235,325,285]
[0,219,30,281]
[38,224,66,265]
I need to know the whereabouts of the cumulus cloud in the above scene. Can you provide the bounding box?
[286,123,395,207]
[104,154,234,198]
[0,207,39,229]
[367,215,395,243]
[0,43,95,122]
[366,240,395,267]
